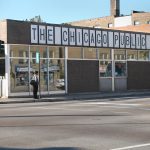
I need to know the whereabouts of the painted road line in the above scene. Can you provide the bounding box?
[111,143,150,150]
[83,102,141,106]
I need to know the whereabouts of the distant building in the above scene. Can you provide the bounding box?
[69,0,150,29]
[111,24,150,33]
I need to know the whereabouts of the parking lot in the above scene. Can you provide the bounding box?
[0,96,150,150]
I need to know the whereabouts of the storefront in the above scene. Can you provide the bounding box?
[0,19,150,97]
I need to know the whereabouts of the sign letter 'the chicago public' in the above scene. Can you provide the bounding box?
[31,24,150,50]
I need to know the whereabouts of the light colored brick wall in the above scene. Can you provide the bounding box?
[69,16,114,28]
[111,24,150,33]
[132,12,150,25]
[69,12,150,29]
[0,20,7,43]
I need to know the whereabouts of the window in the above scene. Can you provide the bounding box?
[19,51,28,64]
[10,45,29,58]
[138,51,149,60]
[48,59,65,91]
[30,51,36,64]
[68,47,82,59]
[30,46,47,58]
[0,41,5,76]
[94,26,101,29]
[10,59,29,93]
[108,23,113,28]
[0,59,5,76]
[127,50,138,60]
[115,62,126,77]
[99,61,112,77]
[84,48,97,59]
[99,49,112,77]
[134,21,140,25]
[114,50,126,60]
[0,40,4,58]
[99,49,111,60]
[49,47,64,58]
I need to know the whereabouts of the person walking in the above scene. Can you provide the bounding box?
[30,71,39,99]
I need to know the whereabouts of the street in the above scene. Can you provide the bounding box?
[0,97,150,150]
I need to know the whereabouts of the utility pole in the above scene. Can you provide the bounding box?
[36,52,41,99]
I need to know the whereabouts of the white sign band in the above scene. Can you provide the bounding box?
[31,24,150,50]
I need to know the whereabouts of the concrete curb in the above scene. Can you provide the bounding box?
[1,91,150,104]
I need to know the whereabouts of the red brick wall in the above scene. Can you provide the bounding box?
[67,60,99,93]
[127,61,150,90]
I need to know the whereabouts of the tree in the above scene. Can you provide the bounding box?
[25,15,44,23]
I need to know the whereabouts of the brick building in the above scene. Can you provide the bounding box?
[69,0,150,29]
[0,0,150,98]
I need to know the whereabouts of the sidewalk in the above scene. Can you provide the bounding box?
[1,90,150,104]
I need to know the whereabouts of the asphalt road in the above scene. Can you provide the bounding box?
[0,97,150,150]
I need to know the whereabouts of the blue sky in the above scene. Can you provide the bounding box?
[0,0,150,24]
